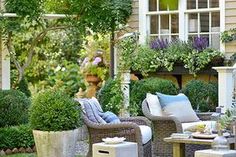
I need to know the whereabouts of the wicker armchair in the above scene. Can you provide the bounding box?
[142,99,211,157]
[83,114,152,157]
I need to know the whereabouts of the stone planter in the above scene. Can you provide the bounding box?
[33,129,79,157]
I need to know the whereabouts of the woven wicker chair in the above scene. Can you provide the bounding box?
[142,99,211,157]
[83,114,152,157]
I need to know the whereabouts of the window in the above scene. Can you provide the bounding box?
[148,0,179,41]
[143,0,222,49]
[186,0,220,49]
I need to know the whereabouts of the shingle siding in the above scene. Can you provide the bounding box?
[225,0,236,55]
[127,0,139,31]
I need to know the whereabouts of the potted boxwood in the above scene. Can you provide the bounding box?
[29,90,80,157]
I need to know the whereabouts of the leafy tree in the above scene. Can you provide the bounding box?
[1,0,132,83]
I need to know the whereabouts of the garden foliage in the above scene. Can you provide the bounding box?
[0,90,31,127]
[130,77,178,115]
[97,78,124,115]
[0,125,34,150]
[29,90,81,131]
[132,38,224,76]
[182,80,218,112]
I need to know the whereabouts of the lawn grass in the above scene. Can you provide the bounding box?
[6,154,84,157]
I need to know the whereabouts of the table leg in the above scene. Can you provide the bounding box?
[173,143,185,157]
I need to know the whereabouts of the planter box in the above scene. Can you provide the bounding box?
[33,129,78,157]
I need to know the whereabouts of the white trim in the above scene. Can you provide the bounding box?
[0,13,68,19]
[179,0,186,40]
[139,0,148,44]
[1,49,10,90]
[219,0,225,53]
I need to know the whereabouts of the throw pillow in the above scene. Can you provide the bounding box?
[156,93,199,123]
[146,93,163,116]
[80,99,107,124]
[99,111,121,123]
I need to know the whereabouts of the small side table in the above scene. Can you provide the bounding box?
[195,149,236,157]
[93,142,138,157]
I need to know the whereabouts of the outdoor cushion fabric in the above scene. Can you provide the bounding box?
[79,98,106,124]
[139,125,152,144]
[99,111,120,123]
[182,121,216,133]
[156,93,200,123]
[146,93,163,116]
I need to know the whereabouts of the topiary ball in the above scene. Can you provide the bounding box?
[29,90,80,131]
[182,80,218,112]
[0,89,31,127]
[130,77,178,116]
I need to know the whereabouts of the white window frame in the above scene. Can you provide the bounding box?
[139,0,225,52]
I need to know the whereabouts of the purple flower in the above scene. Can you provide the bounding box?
[92,57,102,65]
[150,38,169,50]
[192,37,209,52]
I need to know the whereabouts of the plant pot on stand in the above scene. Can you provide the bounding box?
[85,74,101,98]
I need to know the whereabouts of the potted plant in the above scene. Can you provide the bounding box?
[29,90,80,157]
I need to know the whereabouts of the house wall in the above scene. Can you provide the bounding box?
[225,0,236,57]
[127,0,139,32]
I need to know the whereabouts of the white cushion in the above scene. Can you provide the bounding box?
[146,93,163,116]
[157,93,199,123]
[182,121,216,132]
[139,125,152,144]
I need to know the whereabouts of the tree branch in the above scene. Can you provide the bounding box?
[6,31,22,72]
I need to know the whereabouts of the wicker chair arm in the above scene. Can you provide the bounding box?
[142,99,182,132]
[120,116,151,127]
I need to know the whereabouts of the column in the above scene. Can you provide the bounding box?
[213,67,236,113]
[120,70,130,117]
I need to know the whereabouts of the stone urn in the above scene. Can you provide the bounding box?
[33,129,79,157]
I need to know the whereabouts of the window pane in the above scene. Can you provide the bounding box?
[210,0,219,8]
[149,0,157,11]
[188,13,198,33]
[160,14,169,34]
[171,14,179,33]
[159,0,168,11]
[169,0,179,11]
[211,34,220,50]
[200,13,209,32]
[198,0,208,9]
[211,12,220,28]
[160,35,169,41]
[150,15,159,34]
[187,0,196,9]
[188,35,198,41]
[171,35,179,41]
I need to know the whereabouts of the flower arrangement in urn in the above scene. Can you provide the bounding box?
[80,35,109,81]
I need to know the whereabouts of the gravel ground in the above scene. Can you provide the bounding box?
[75,140,89,157]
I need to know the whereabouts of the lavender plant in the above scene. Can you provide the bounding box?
[192,36,209,52]
[150,38,169,50]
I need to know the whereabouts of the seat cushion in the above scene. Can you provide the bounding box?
[182,121,216,133]
[139,125,152,144]
[146,93,163,116]
[157,93,199,123]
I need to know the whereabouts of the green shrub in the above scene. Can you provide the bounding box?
[29,90,81,131]
[0,90,31,127]
[97,78,124,115]
[17,77,31,97]
[130,77,178,115]
[0,124,34,150]
[182,80,218,112]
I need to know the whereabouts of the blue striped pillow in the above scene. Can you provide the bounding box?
[99,111,120,123]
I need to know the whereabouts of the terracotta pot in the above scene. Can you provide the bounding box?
[85,74,101,83]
